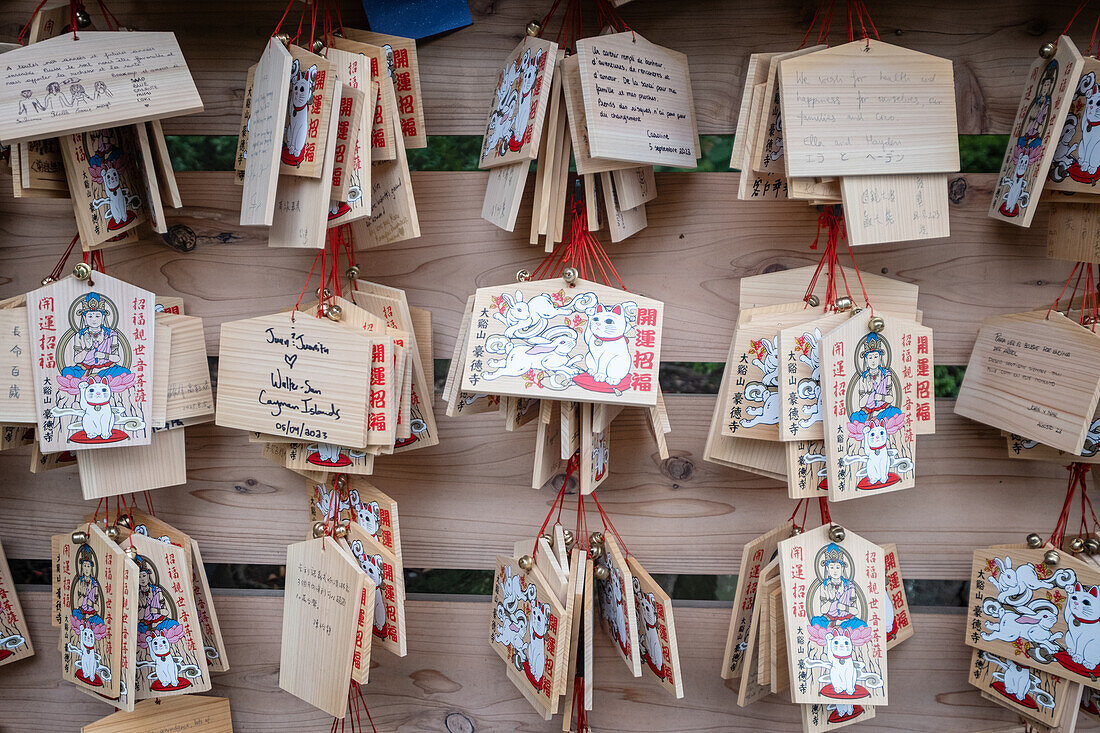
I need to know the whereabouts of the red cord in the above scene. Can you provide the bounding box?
[818,497,832,526]
[591,494,630,556]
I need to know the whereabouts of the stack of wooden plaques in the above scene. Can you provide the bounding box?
[237,29,424,249]
[734,40,959,247]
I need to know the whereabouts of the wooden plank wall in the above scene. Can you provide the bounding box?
[0,0,1093,730]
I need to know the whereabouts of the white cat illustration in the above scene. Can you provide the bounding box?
[583,302,636,390]
[509,48,544,153]
[1076,73,1100,178]
[824,628,857,696]
[638,588,663,673]
[78,376,115,439]
[283,59,318,167]
[1064,582,1100,670]
[525,601,549,685]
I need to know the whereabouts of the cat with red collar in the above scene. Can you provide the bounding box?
[1063,582,1100,672]
[282,59,318,167]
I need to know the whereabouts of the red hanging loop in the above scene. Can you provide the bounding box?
[818,497,832,526]
[590,494,630,556]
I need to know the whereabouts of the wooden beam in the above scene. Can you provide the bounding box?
[0,590,1028,731]
[0,172,1064,365]
[0,397,1067,579]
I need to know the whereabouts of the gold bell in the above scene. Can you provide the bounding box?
[806,294,820,308]
[1071,537,1087,554]
[346,265,360,280]
[588,544,604,560]
[1045,549,1060,566]
[106,525,120,541]
[563,267,579,285]
[1040,41,1056,59]
[834,296,853,312]
[589,531,604,546]
[541,533,553,545]
[516,268,531,282]
[518,554,534,571]
[594,565,610,581]
[1087,538,1100,555]
[318,303,331,319]
[73,262,92,281]
[1026,532,1043,549]
[790,526,803,536]
[868,316,885,334]
[74,9,92,28]
[71,530,88,545]
[312,521,326,539]
[326,304,343,322]
[316,286,332,298]
[116,515,132,529]
[563,529,575,546]
[312,39,324,54]
[124,546,138,561]
[828,525,846,542]
[526,20,542,36]
[334,523,349,540]
[335,474,348,491]
[275,33,290,47]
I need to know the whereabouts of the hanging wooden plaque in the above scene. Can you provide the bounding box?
[188,540,229,673]
[339,29,426,149]
[779,40,959,177]
[956,310,1100,454]
[278,46,336,178]
[989,36,1084,227]
[779,312,848,441]
[821,315,918,501]
[325,47,372,226]
[970,648,1072,728]
[479,36,557,169]
[600,169,647,242]
[594,534,640,676]
[0,32,203,145]
[27,273,155,453]
[216,311,372,447]
[309,477,401,559]
[576,32,699,168]
[59,126,149,248]
[462,278,663,407]
[0,308,34,423]
[779,523,888,706]
[350,104,420,247]
[731,52,780,170]
[734,557,777,706]
[240,39,292,226]
[345,521,406,657]
[1047,57,1100,195]
[560,54,636,176]
[76,426,187,500]
[841,173,951,246]
[628,555,683,698]
[784,440,828,499]
[721,523,790,681]
[62,523,124,700]
[1047,202,1100,264]
[800,700,876,731]
[752,46,825,175]
[880,543,914,649]
[0,538,33,668]
[82,695,233,733]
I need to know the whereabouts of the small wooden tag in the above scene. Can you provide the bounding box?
[583,556,594,712]
[721,523,791,682]
[329,84,366,202]
[234,63,256,185]
[134,122,167,235]
[63,523,124,699]
[533,400,562,489]
[610,166,656,210]
[345,521,406,657]
[59,127,149,248]
[1046,202,1100,264]
[240,39,292,226]
[956,310,1100,454]
[0,308,35,423]
[989,36,1084,227]
[738,82,789,201]
[752,46,824,175]
[324,48,372,226]
[559,549,586,730]
[783,439,830,498]
[146,120,182,209]
[128,532,211,698]
[880,543,914,649]
[731,53,780,170]
[76,426,187,500]
[28,273,156,453]
[841,174,950,246]
[349,103,421,247]
[464,278,662,407]
[779,40,959,177]
[560,54,636,176]
[479,37,558,169]
[481,159,530,231]
[116,549,138,712]
[779,523,888,705]
[822,315,919,501]
[0,32,203,145]
[628,555,684,698]
[0,538,33,668]
[578,402,610,494]
[734,557,777,706]
[310,477,401,559]
[157,314,213,424]
[491,555,568,717]
[215,310,373,447]
[576,33,699,168]
[279,538,365,718]
[600,170,647,242]
[82,695,233,733]
[594,534,640,676]
[340,30,427,149]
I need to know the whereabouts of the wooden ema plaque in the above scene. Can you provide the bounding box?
[970,648,1072,728]
[575,32,698,169]
[801,699,876,731]
[956,310,1100,454]
[721,523,790,681]
[594,534,640,677]
[279,538,365,718]
[309,478,401,560]
[739,266,919,319]
[339,29,427,149]
[0,32,203,145]
[966,547,1100,690]
[27,273,156,453]
[216,311,372,448]
[0,308,35,423]
[240,39,292,227]
[462,278,663,407]
[1047,202,1100,264]
[479,36,557,170]
[786,440,829,499]
[881,543,914,650]
[82,695,233,733]
[490,555,568,717]
[778,39,959,178]
[989,36,1084,227]
[821,315,918,502]
[344,520,406,658]
[127,532,211,698]
[840,173,950,246]
[0,538,33,668]
[278,46,336,178]
[188,540,230,673]
[63,523,124,701]
[1047,57,1100,195]
[778,312,848,442]
[779,523,888,706]
[628,555,683,698]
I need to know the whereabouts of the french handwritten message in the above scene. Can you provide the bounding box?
[779,40,958,177]
[576,33,697,168]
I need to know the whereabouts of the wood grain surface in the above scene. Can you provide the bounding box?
[0,172,1065,365]
[0,590,1064,732]
[0,0,1084,136]
[0,397,1072,579]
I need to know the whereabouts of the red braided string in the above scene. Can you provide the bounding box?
[818,497,832,526]
[591,494,630,556]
